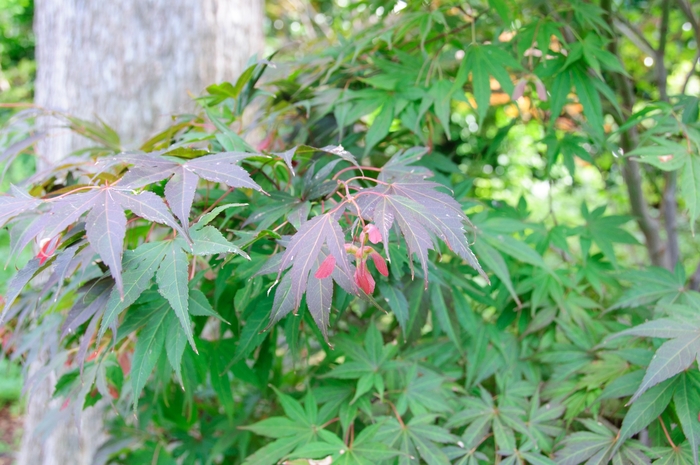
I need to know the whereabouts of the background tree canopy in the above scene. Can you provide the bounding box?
[1,0,700,464]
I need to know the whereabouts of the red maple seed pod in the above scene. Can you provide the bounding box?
[257,132,275,151]
[36,236,60,265]
[354,260,375,294]
[314,254,336,279]
[535,79,548,102]
[108,385,120,400]
[364,224,382,244]
[370,252,389,277]
[118,351,132,377]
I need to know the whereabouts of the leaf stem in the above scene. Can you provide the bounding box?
[320,417,339,429]
[659,416,677,450]
[342,176,390,186]
[43,185,100,201]
[332,165,382,180]
[194,187,235,223]
[385,399,405,428]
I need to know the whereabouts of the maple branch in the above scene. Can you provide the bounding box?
[602,0,666,268]
[612,16,655,57]
[677,0,700,94]
[682,53,700,95]
[656,0,670,102]
[656,0,679,270]
[690,260,700,291]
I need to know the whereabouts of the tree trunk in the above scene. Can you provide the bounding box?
[34,0,264,161]
[20,2,263,465]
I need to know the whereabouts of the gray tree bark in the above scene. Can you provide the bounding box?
[34,0,264,161]
[20,2,263,465]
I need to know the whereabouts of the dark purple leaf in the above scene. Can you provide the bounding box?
[200,151,259,164]
[287,201,311,230]
[256,253,288,276]
[277,214,356,309]
[0,132,45,182]
[365,196,395,257]
[164,169,199,228]
[186,154,262,191]
[120,163,177,189]
[267,272,295,328]
[275,147,297,175]
[49,244,80,299]
[307,255,334,344]
[318,145,359,167]
[378,147,431,182]
[7,215,47,264]
[114,190,189,241]
[357,179,487,282]
[0,187,43,227]
[43,189,102,239]
[1,133,43,163]
[392,200,434,281]
[61,281,111,339]
[77,308,104,375]
[85,190,127,297]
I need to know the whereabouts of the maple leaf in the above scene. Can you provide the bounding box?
[34,186,188,298]
[99,225,245,348]
[266,213,358,341]
[1,186,39,220]
[104,150,263,228]
[356,179,487,284]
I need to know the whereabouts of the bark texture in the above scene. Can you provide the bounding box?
[22,2,263,464]
[34,0,264,161]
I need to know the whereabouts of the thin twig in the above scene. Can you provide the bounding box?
[612,17,655,56]
[659,417,677,449]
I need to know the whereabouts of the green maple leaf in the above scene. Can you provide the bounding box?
[376,414,458,465]
[326,325,398,403]
[577,204,638,266]
[446,386,533,454]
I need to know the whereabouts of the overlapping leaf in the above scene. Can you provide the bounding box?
[376,414,458,465]
[265,213,359,341]
[105,150,263,228]
[454,44,522,124]
[446,386,532,455]
[40,187,188,298]
[356,179,486,283]
[554,419,650,465]
[0,185,42,228]
[609,318,700,403]
[99,225,245,347]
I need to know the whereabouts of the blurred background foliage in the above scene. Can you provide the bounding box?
[0,0,33,122]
